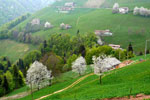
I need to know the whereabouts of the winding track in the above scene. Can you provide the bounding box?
[36,73,94,100]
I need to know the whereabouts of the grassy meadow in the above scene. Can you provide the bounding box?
[0,39,37,62]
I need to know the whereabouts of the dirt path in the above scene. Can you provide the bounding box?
[0,91,29,100]
[36,73,94,100]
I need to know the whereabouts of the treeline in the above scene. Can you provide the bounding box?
[10,30,43,44]
[8,14,31,30]
[0,13,31,40]
[0,57,24,96]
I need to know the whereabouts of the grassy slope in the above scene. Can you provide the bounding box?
[16,8,150,52]
[7,0,150,53]
[16,60,150,100]
[44,60,150,100]
[131,54,150,61]
[0,39,37,62]
[1,0,150,60]
[17,66,92,100]
[101,0,150,9]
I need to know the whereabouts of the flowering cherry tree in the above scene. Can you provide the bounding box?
[26,61,52,90]
[92,55,110,84]
[112,3,119,13]
[133,6,150,17]
[72,56,86,76]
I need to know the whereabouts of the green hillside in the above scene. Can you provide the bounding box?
[101,0,150,9]
[16,60,150,100]
[1,0,150,59]
[0,39,37,62]
[9,7,150,53]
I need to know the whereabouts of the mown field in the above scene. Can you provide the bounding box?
[0,39,37,62]
[14,60,150,100]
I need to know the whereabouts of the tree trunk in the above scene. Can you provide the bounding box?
[99,75,102,85]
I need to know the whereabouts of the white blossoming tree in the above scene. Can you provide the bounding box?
[112,3,119,13]
[26,61,52,90]
[72,56,86,76]
[134,6,150,17]
[133,6,140,15]
[92,55,109,84]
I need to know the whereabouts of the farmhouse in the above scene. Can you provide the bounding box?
[60,23,72,30]
[119,7,129,14]
[44,22,53,28]
[58,6,74,13]
[104,57,121,70]
[65,2,75,7]
[95,30,113,36]
[31,18,40,25]
[94,57,121,74]
[109,44,123,50]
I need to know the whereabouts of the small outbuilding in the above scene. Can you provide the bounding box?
[95,30,113,36]
[109,44,123,50]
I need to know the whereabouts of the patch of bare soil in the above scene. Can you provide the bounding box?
[84,0,105,8]
[103,94,150,100]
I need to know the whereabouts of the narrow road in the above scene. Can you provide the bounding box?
[36,73,94,100]
[0,91,29,100]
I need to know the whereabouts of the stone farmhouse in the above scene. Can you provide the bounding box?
[94,57,121,74]
[31,18,40,25]
[57,2,75,13]
[60,23,72,30]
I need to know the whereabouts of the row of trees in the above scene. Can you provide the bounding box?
[0,14,30,40]
[8,14,31,30]
[134,7,150,17]
[10,30,43,44]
